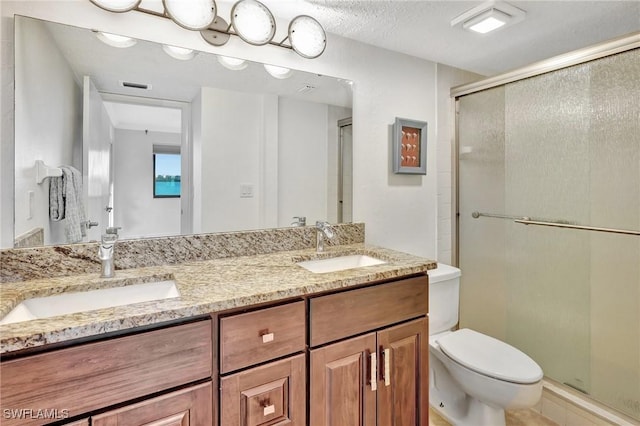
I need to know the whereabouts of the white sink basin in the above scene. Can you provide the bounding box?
[0,280,180,325]
[297,254,386,274]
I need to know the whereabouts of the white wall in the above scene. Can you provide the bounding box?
[198,87,262,233]
[0,1,479,258]
[113,129,181,239]
[13,16,82,246]
[278,97,328,227]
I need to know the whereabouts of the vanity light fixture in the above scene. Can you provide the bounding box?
[217,55,248,70]
[451,1,526,34]
[288,15,326,59]
[162,44,198,60]
[88,0,327,58]
[94,31,137,48]
[231,0,276,45]
[90,0,140,13]
[264,64,292,79]
[164,0,216,31]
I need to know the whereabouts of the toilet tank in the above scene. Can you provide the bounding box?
[427,264,461,335]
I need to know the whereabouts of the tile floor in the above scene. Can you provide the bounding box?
[429,407,560,426]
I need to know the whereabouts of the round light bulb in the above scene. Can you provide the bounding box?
[95,31,138,48]
[163,0,217,31]
[289,15,326,59]
[162,45,197,60]
[231,0,276,46]
[218,55,248,71]
[90,0,141,12]
[264,64,292,79]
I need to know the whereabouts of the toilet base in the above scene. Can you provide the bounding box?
[430,352,507,426]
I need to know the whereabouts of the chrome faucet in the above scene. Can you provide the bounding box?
[99,227,120,278]
[291,216,306,227]
[315,221,335,253]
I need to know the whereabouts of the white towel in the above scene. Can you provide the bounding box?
[49,166,86,243]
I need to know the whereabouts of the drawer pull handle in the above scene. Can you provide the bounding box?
[260,331,275,343]
[384,348,391,387]
[370,351,378,391]
[263,404,276,416]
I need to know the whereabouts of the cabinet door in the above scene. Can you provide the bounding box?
[91,382,212,426]
[310,333,377,426]
[377,318,429,426]
[220,354,305,426]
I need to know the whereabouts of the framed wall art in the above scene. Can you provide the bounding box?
[393,117,427,174]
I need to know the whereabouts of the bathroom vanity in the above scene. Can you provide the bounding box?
[0,242,435,425]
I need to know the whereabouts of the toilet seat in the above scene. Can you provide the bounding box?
[437,329,543,384]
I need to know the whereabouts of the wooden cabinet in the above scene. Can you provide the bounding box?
[221,354,306,425]
[310,333,377,426]
[220,301,306,374]
[219,301,307,426]
[92,382,213,426]
[309,276,429,426]
[0,319,213,426]
[377,319,429,426]
[310,319,429,426]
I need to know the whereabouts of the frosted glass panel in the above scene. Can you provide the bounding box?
[458,48,640,420]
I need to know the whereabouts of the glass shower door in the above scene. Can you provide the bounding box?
[457,48,640,420]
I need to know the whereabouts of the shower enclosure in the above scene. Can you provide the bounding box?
[455,42,639,421]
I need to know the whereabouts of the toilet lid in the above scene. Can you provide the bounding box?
[437,329,543,384]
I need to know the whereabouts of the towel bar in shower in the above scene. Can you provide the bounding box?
[471,211,640,236]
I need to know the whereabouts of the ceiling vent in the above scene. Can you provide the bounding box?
[120,80,152,90]
[297,84,317,93]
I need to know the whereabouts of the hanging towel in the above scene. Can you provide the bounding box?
[49,166,87,243]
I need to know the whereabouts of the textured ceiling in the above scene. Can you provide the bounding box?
[263,0,640,76]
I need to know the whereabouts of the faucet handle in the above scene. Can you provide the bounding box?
[106,226,121,235]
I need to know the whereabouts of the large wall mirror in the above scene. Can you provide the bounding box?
[12,15,353,248]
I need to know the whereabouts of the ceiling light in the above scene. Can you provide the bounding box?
[218,55,248,70]
[163,0,217,31]
[95,31,137,48]
[162,44,197,60]
[90,0,140,12]
[288,15,326,59]
[264,64,292,79]
[464,9,509,34]
[231,0,276,46]
[451,1,525,35]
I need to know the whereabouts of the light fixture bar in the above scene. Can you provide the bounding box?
[91,0,323,58]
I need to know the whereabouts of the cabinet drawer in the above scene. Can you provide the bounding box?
[309,275,428,346]
[0,320,212,426]
[221,354,305,426]
[220,301,305,373]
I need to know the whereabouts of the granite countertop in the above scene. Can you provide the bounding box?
[0,244,436,354]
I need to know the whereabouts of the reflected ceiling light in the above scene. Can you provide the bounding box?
[288,15,326,59]
[451,1,525,34]
[95,31,137,48]
[163,0,217,30]
[218,55,248,70]
[264,64,292,79]
[162,44,197,60]
[231,0,276,45]
[90,0,140,12]
[88,0,327,58]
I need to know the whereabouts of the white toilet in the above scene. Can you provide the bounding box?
[428,264,543,426]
